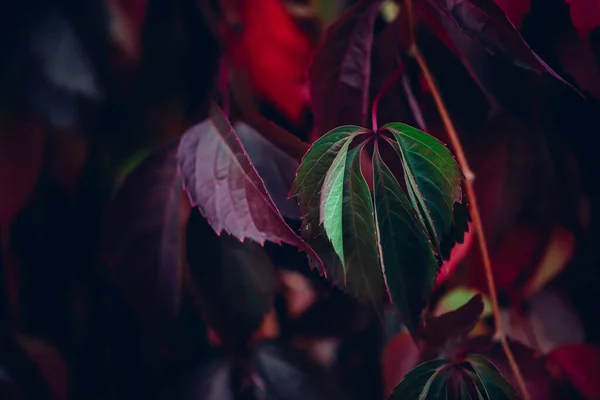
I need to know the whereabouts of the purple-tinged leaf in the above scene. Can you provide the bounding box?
[308,0,384,136]
[233,121,300,220]
[419,294,484,359]
[178,102,318,263]
[102,142,187,325]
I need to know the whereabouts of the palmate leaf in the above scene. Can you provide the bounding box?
[292,122,468,332]
[383,122,469,260]
[390,355,520,399]
[372,144,438,335]
[290,125,369,281]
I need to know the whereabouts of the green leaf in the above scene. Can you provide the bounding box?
[373,143,438,335]
[389,355,520,400]
[390,359,449,399]
[383,123,469,259]
[465,355,521,400]
[319,139,353,266]
[338,144,384,300]
[290,125,366,279]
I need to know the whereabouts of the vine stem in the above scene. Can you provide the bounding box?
[371,61,407,132]
[410,44,531,400]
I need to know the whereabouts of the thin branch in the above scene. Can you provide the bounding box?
[402,2,531,397]
[371,61,407,132]
[410,44,531,400]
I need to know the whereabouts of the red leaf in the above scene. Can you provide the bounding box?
[178,102,318,260]
[225,0,314,124]
[308,0,384,136]
[382,330,420,396]
[0,118,44,226]
[493,0,531,29]
[102,142,188,325]
[435,221,475,288]
[547,344,600,400]
[567,0,600,41]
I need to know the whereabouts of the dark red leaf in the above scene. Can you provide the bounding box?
[493,0,531,29]
[102,142,188,325]
[419,294,484,359]
[308,0,384,136]
[547,344,600,400]
[568,0,600,41]
[178,102,318,262]
[225,0,314,124]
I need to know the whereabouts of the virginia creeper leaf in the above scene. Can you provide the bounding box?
[384,122,469,259]
[421,0,574,87]
[186,209,278,345]
[372,144,439,335]
[319,139,353,266]
[465,354,520,399]
[102,142,187,324]
[290,125,366,280]
[178,102,318,262]
[419,294,484,359]
[308,0,384,136]
[390,355,520,399]
[337,144,385,301]
[234,121,300,220]
[389,359,449,399]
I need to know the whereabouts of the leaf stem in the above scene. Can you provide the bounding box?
[371,61,407,132]
[410,44,531,400]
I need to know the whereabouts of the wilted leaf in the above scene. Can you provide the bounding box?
[102,141,187,325]
[419,294,484,358]
[547,344,600,400]
[372,144,438,335]
[234,121,300,220]
[178,102,317,261]
[390,355,520,399]
[186,209,279,345]
[384,122,469,260]
[308,0,384,136]
[290,125,368,279]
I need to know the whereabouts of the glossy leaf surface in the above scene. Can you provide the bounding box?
[390,355,520,399]
[384,122,469,259]
[372,144,438,334]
